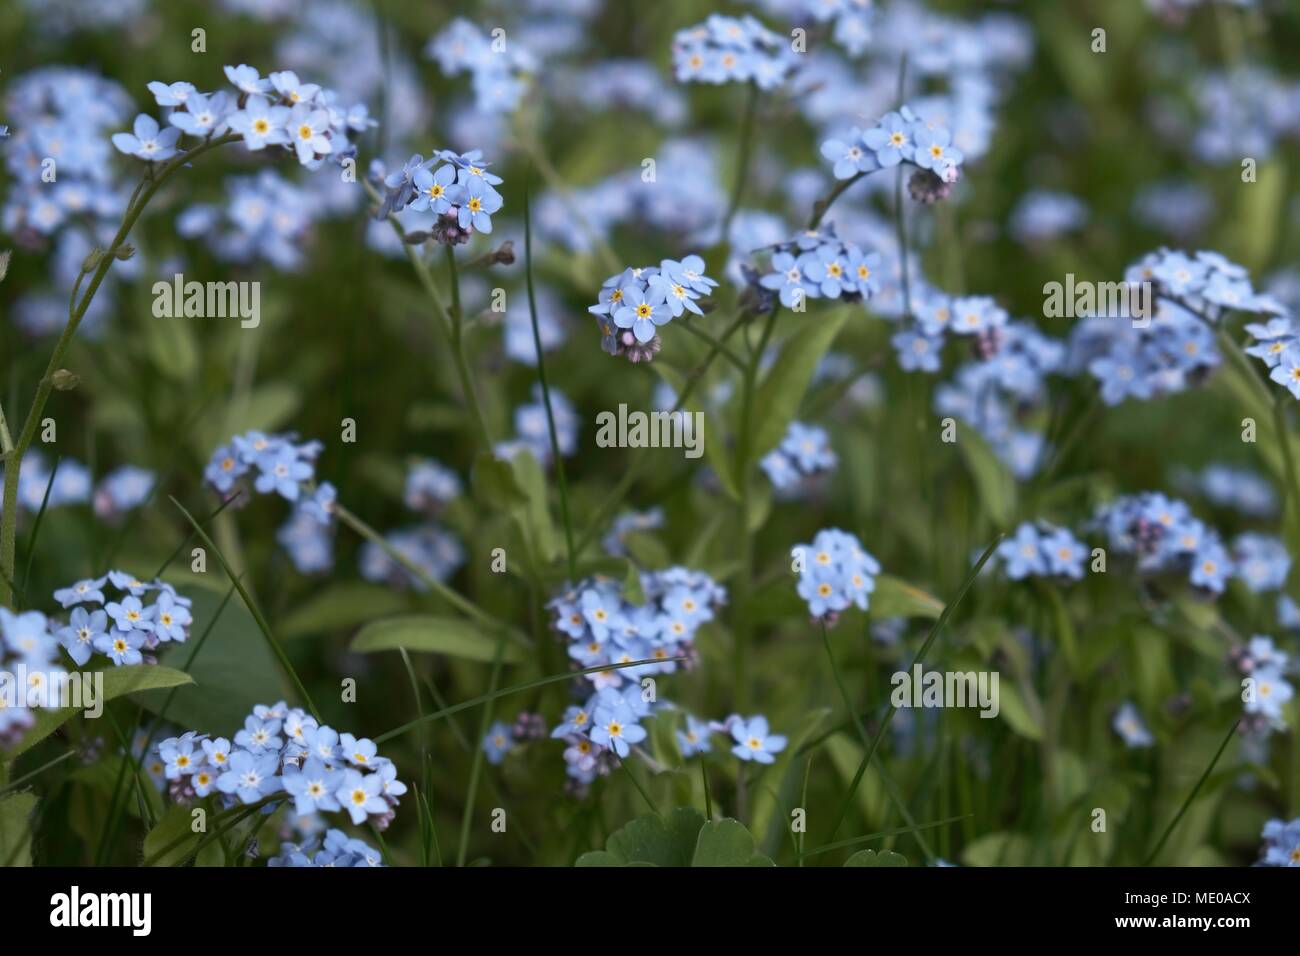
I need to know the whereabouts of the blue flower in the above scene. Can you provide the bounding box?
[862,112,914,167]
[111,114,181,161]
[613,283,670,343]
[452,174,503,233]
[730,715,786,763]
[282,758,342,817]
[482,721,514,765]
[409,163,457,214]
[227,95,290,151]
[912,125,964,175]
[1269,346,1300,398]
[580,588,623,643]
[820,128,878,180]
[235,714,283,753]
[1113,702,1153,748]
[893,328,943,373]
[997,524,1048,580]
[589,699,646,758]
[57,607,107,667]
[217,750,282,804]
[53,576,107,608]
[152,592,191,642]
[105,595,153,633]
[678,715,713,757]
[335,769,388,824]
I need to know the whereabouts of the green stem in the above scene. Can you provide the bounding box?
[362,179,492,451]
[523,175,577,580]
[822,533,1004,843]
[0,133,238,608]
[170,496,320,721]
[332,500,501,630]
[1143,719,1240,865]
[457,639,505,867]
[719,82,760,244]
[574,311,749,554]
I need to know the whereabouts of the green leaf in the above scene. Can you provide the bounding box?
[995,681,1043,742]
[692,818,774,867]
[142,804,203,867]
[962,831,1034,867]
[472,453,528,510]
[844,849,908,866]
[574,807,706,866]
[350,615,527,663]
[956,422,1016,528]
[0,791,37,866]
[278,583,410,639]
[752,308,850,457]
[136,588,286,734]
[193,383,300,459]
[869,575,944,619]
[10,665,194,758]
[508,450,559,565]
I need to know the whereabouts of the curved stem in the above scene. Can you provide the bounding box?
[523,175,578,580]
[1,134,238,608]
[719,82,760,244]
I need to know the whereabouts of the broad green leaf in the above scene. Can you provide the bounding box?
[869,575,943,619]
[137,588,286,735]
[692,818,774,867]
[10,665,193,757]
[752,309,850,457]
[574,807,705,867]
[0,791,37,866]
[278,583,410,639]
[193,383,300,459]
[472,453,528,510]
[350,615,527,663]
[844,849,908,866]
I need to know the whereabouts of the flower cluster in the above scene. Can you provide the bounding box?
[589,257,718,361]
[994,523,1088,581]
[548,567,725,690]
[821,105,965,199]
[156,702,405,830]
[205,430,323,502]
[675,712,789,764]
[269,828,383,867]
[1231,533,1290,593]
[1092,492,1233,593]
[378,148,504,241]
[792,528,881,622]
[536,141,725,254]
[425,18,534,113]
[177,170,319,270]
[0,609,64,747]
[92,465,156,521]
[52,572,193,667]
[360,525,465,591]
[754,226,882,311]
[1181,463,1276,517]
[671,14,797,90]
[1229,635,1293,735]
[115,65,374,169]
[403,459,462,516]
[932,317,1065,478]
[1073,248,1284,406]
[760,421,837,494]
[1257,818,1300,867]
